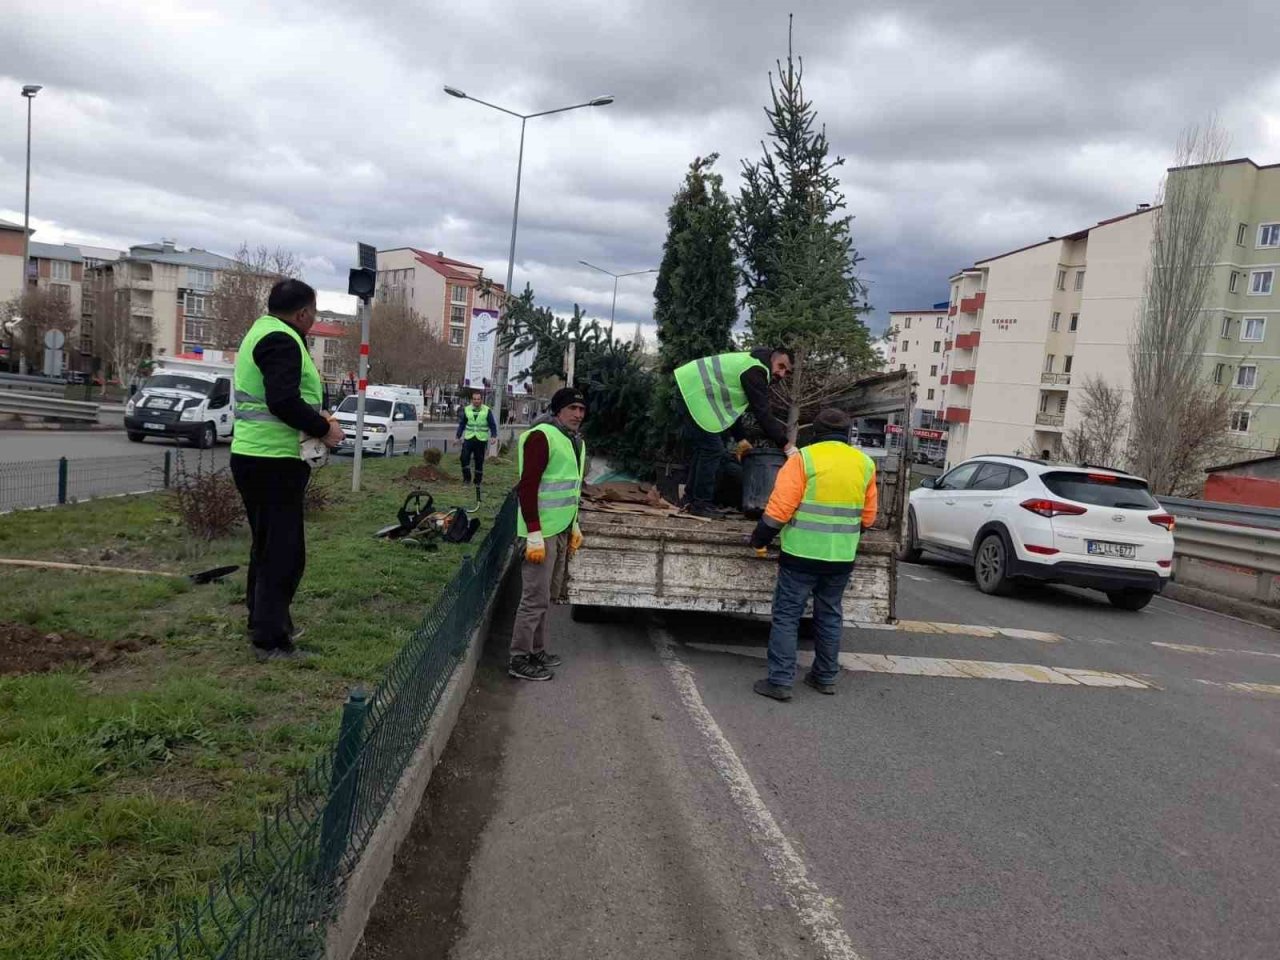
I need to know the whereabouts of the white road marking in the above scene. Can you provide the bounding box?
[650,627,864,960]
[1152,641,1280,660]
[686,643,1156,690]
[1195,679,1280,697]
[890,620,1064,644]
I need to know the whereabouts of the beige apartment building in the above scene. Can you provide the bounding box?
[374,248,504,349]
[884,308,952,413]
[941,155,1280,468]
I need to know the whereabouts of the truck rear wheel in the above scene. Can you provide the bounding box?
[570,604,606,623]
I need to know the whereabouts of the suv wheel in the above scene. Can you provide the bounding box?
[974,532,1014,596]
[1107,589,1154,611]
[897,509,923,563]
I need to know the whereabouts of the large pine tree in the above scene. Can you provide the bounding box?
[735,19,876,440]
[650,154,738,455]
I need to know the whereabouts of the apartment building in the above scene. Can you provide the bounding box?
[307,310,355,384]
[0,218,26,303]
[374,248,505,349]
[27,241,87,369]
[884,307,952,412]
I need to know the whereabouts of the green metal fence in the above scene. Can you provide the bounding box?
[151,491,518,960]
[0,452,173,512]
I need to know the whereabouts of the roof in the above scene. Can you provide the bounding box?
[411,249,485,283]
[27,241,84,263]
[1204,454,1280,474]
[1167,156,1280,174]
[888,308,947,315]
[127,242,238,270]
[0,217,28,233]
[973,206,1159,268]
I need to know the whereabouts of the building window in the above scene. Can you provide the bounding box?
[1057,396,1068,415]
[932,340,941,353]
[183,320,211,343]
[1064,355,1073,373]
[1221,315,1233,338]
[450,304,466,327]
[323,357,341,376]
[929,365,938,377]
[1044,354,1055,372]
[49,283,71,302]
[1230,272,1241,294]
[188,267,215,290]
[926,388,935,400]
[449,327,464,347]
[1250,270,1275,295]
[1243,317,1266,342]
[324,337,338,355]
[1051,311,1061,332]
[904,317,912,329]
[185,293,208,317]
[451,284,468,304]
[1238,223,1249,246]
[1235,365,1258,389]
[1069,313,1079,331]
[1056,270,1066,290]
[1213,363,1226,385]
[50,260,71,281]
[936,317,944,329]
[1258,224,1280,248]
[1074,270,1085,291]
[1230,409,1252,433]
[1039,393,1050,413]
[902,340,909,352]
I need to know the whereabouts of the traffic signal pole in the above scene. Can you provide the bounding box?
[349,243,377,493]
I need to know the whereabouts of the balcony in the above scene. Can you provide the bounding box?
[949,369,976,387]
[1041,372,1071,386]
[940,375,949,385]
[943,406,971,424]
[1035,412,1065,428]
[955,331,981,350]
[948,305,958,316]
[944,340,953,351]
[959,293,984,313]
[132,304,154,318]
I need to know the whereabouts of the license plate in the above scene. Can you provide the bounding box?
[144,422,165,431]
[1087,540,1135,559]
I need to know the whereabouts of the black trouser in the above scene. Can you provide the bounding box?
[231,453,311,650]
[460,437,487,484]
[682,404,728,507]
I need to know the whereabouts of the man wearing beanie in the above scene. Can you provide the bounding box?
[510,387,588,681]
[748,407,878,700]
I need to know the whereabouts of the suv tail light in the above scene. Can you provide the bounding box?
[1149,513,1175,531]
[1020,498,1088,518]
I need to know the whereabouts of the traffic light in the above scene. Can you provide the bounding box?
[348,267,375,300]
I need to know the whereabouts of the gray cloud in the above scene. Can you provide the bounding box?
[1,0,1277,337]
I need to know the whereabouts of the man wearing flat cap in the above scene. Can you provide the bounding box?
[748,408,878,701]
[510,387,588,681]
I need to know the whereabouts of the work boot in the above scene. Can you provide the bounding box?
[803,673,837,695]
[509,654,553,681]
[461,470,472,484]
[531,650,562,668]
[687,502,722,520]
[753,679,792,701]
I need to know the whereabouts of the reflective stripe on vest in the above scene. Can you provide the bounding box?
[674,352,769,435]
[463,404,491,441]
[230,315,324,459]
[516,423,586,538]
[780,441,876,563]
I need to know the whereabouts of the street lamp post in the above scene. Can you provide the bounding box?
[20,84,41,375]
[444,85,613,430]
[578,261,658,328]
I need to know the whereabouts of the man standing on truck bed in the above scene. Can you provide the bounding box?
[748,408,877,701]
[456,390,497,494]
[510,387,588,681]
[674,347,795,518]
[231,279,344,662]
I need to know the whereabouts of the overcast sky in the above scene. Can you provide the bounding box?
[3,0,1278,337]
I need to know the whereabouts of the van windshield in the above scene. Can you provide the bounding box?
[144,374,213,395]
[338,396,392,418]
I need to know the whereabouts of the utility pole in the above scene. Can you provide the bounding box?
[20,84,41,376]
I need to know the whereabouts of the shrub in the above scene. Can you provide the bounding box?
[166,452,244,540]
[304,475,334,516]
[422,446,443,465]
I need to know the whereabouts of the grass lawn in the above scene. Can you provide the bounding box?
[0,452,514,960]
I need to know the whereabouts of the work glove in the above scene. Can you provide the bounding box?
[753,546,769,559]
[569,521,583,556]
[525,531,546,564]
[783,444,799,458]
[735,439,753,462]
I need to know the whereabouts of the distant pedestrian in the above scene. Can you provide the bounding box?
[230,279,344,662]
[456,390,497,493]
[509,387,587,681]
[749,408,878,700]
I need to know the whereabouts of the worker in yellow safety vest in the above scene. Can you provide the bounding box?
[672,347,794,517]
[748,408,878,701]
[456,390,498,493]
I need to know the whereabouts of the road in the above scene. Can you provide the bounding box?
[356,556,1280,960]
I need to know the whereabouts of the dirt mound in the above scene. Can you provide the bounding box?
[405,465,455,483]
[0,622,145,676]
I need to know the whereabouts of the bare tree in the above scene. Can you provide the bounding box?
[211,244,300,349]
[1,287,76,371]
[1128,119,1232,494]
[87,274,146,388]
[1058,376,1130,467]
[358,300,464,389]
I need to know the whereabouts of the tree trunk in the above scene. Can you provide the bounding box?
[786,345,804,446]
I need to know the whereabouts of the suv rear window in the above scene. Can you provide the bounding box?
[1041,471,1159,509]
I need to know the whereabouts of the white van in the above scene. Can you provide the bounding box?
[125,358,235,449]
[334,385,422,457]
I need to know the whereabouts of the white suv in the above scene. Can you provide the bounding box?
[900,456,1175,610]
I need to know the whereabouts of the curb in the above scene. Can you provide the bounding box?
[0,423,122,432]
[1163,582,1280,632]
[324,547,518,960]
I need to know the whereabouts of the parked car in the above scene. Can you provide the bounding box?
[899,455,1175,610]
[333,385,421,457]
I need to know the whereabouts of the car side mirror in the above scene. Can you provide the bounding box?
[920,477,936,489]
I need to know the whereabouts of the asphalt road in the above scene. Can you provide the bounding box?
[357,554,1280,960]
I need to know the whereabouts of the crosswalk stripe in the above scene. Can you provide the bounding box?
[1153,641,1280,661]
[890,620,1063,644]
[1195,679,1280,697]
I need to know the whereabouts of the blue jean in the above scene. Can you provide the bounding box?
[768,564,852,687]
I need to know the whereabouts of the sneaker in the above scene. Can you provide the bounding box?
[252,644,311,663]
[289,625,306,643]
[531,650,562,668]
[803,673,836,695]
[753,679,793,701]
[509,655,553,681]
[687,502,723,520]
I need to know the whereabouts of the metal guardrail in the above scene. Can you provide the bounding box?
[1040,372,1072,386]
[1034,412,1065,427]
[1171,515,1280,601]
[1158,495,1280,531]
[0,372,67,396]
[0,388,100,422]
